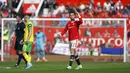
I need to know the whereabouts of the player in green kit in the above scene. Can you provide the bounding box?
[22,15,34,69]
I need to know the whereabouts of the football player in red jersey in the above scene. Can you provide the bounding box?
[60,8,83,70]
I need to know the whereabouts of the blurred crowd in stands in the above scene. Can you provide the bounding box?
[41,0,130,18]
[0,0,20,18]
[0,0,130,18]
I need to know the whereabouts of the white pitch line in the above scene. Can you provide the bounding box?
[0,66,12,69]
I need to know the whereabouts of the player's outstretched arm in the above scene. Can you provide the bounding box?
[73,7,81,18]
[60,22,68,36]
[73,7,83,24]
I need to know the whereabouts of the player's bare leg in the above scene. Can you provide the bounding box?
[75,49,82,70]
[66,48,75,70]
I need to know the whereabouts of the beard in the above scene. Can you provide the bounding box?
[71,19,75,21]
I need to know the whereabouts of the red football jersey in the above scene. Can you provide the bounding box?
[61,18,83,41]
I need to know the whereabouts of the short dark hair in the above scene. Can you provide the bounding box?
[16,13,24,19]
[69,12,75,14]
[69,9,76,15]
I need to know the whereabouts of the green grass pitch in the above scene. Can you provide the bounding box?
[0,61,130,73]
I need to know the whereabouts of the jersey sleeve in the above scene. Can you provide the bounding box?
[77,17,83,25]
[21,22,25,30]
[42,33,46,42]
[42,33,46,38]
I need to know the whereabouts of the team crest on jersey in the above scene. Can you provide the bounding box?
[28,24,32,27]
